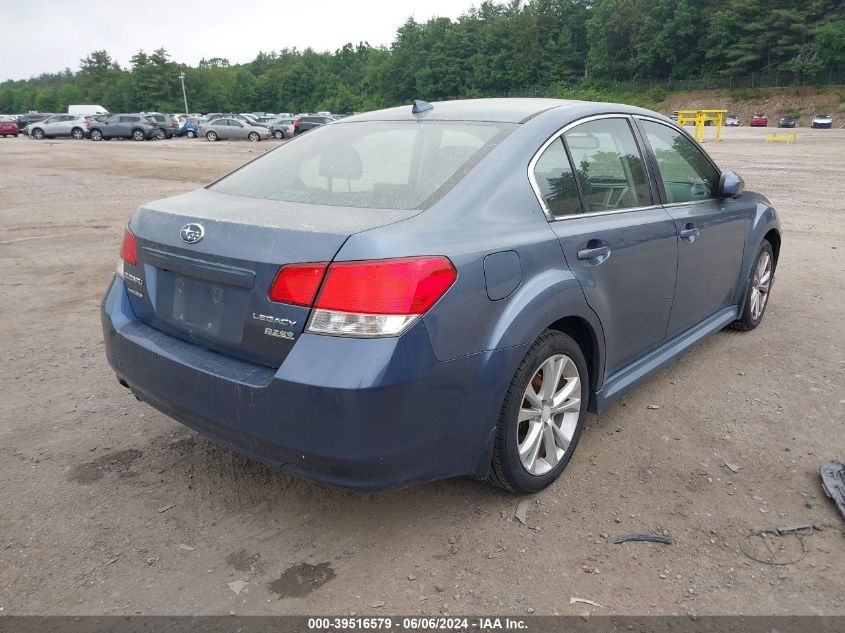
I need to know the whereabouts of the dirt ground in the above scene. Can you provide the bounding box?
[0,127,843,617]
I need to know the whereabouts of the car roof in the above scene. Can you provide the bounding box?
[340,98,588,124]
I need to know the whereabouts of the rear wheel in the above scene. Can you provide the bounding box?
[273,130,284,140]
[132,129,146,141]
[71,127,84,140]
[31,128,45,140]
[186,130,196,138]
[156,128,166,140]
[730,240,774,331]
[206,131,218,141]
[489,330,589,494]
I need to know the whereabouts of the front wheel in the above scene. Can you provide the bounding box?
[31,128,45,140]
[248,131,260,142]
[730,240,774,331]
[489,330,589,494]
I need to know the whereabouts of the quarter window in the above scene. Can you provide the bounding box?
[563,118,651,212]
[532,138,582,217]
[640,120,720,203]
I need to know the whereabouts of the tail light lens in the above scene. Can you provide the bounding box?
[269,262,328,306]
[269,256,456,337]
[119,226,138,266]
[116,225,138,281]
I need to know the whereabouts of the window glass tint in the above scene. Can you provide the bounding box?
[563,118,651,212]
[211,121,515,210]
[640,120,720,203]
[532,138,582,217]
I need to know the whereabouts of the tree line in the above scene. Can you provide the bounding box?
[2,0,843,115]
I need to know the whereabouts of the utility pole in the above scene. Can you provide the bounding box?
[179,70,189,114]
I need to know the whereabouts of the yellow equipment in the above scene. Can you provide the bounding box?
[765,132,797,143]
[673,109,728,142]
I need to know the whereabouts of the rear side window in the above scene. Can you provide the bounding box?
[210,121,515,210]
[639,120,720,203]
[532,138,582,217]
[563,118,651,212]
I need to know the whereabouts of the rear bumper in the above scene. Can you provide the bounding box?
[101,277,523,490]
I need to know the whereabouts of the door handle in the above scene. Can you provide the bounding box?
[577,243,610,260]
[679,223,700,242]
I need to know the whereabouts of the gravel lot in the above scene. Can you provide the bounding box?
[1,128,843,616]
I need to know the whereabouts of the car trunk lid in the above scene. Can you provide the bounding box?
[122,188,419,367]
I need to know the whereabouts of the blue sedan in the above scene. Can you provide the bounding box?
[101,99,781,492]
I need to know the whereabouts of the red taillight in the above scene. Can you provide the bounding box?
[269,262,328,305]
[293,119,300,128]
[119,226,138,266]
[316,257,456,314]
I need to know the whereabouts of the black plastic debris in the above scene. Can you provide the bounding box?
[819,459,845,522]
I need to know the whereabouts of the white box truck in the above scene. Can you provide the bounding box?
[68,105,109,116]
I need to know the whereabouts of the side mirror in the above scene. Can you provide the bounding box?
[719,169,745,198]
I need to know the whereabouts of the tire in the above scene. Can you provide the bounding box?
[31,128,44,140]
[489,330,589,494]
[132,129,146,142]
[156,128,166,140]
[729,240,774,331]
[248,131,260,142]
[71,127,84,140]
[206,131,218,141]
[186,130,196,138]
[273,130,284,140]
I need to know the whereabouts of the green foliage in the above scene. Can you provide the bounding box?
[729,87,769,101]
[1,0,843,114]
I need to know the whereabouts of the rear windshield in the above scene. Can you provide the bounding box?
[210,120,516,210]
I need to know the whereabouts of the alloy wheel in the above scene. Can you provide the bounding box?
[749,251,772,321]
[517,354,581,476]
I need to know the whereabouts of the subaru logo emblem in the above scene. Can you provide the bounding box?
[180,223,204,244]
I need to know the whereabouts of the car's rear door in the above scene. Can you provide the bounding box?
[533,115,678,377]
[634,117,748,338]
[53,115,73,135]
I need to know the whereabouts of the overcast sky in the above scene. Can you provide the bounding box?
[1,0,477,81]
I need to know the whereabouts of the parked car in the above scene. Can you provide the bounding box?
[200,118,271,141]
[293,115,334,135]
[181,117,206,138]
[207,113,268,128]
[725,115,740,126]
[0,116,18,137]
[145,113,180,139]
[102,98,781,492]
[87,114,160,141]
[16,113,52,133]
[777,115,797,128]
[268,117,295,139]
[811,114,832,129]
[751,114,768,127]
[26,114,89,140]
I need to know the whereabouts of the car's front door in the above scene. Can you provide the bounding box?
[533,115,679,377]
[229,120,247,139]
[635,118,748,338]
